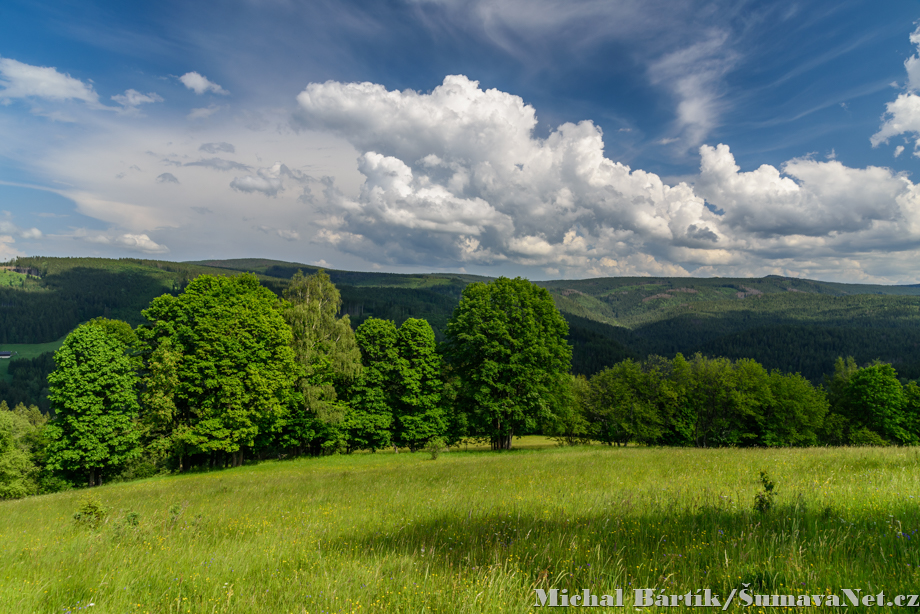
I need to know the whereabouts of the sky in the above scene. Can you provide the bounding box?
[2,1,920,283]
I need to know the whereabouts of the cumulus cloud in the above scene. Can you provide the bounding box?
[872,25,920,156]
[156,172,180,184]
[199,142,235,153]
[696,144,905,237]
[179,72,229,95]
[0,57,105,109]
[298,75,713,271]
[296,75,920,278]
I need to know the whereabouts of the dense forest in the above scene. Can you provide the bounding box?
[1,256,920,412]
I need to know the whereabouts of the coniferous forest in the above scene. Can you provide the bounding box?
[1,256,920,497]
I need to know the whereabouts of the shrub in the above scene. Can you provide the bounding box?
[426,437,447,460]
[73,498,108,529]
[753,470,777,513]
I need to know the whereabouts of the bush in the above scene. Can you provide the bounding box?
[426,437,447,460]
[753,470,777,513]
[849,427,887,447]
[73,497,108,529]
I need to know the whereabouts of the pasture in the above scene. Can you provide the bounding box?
[1,444,918,613]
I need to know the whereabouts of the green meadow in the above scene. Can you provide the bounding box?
[0,338,65,382]
[2,443,918,613]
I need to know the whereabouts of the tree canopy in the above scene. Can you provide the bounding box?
[45,323,142,486]
[138,273,301,467]
[443,277,571,450]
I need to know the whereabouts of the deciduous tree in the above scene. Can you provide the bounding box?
[443,277,571,450]
[281,270,362,454]
[46,324,141,486]
[139,273,300,467]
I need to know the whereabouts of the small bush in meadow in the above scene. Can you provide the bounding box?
[72,497,108,529]
[753,470,777,513]
[426,436,447,460]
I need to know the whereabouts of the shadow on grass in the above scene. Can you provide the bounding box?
[322,499,920,594]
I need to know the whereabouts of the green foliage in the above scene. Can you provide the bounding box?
[46,324,142,486]
[72,497,108,529]
[546,375,593,446]
[138,273,301,466]
[425,436,447,460]
[0,407,39,499]
[444,277,572,450]
[349,318,446,452]
[568,353,833,448]
[0,351,56,413]
[585,360,662,446]
[281,270,362,454]
[849,426,888,446]
[760,370,827,447]
[393,318,445,451]
[843,363,911,444]
[753,470,777,513]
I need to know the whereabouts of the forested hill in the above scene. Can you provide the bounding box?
[2,257,920,407]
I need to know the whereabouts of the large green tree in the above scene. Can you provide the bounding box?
[443,277,571,450]
[45,324,142,486]
[393,318,445,451]
[349,318,445,452]
[843,363,910,444]
[281,270,362,454]
[348,318,399,452]
[586,359,662,446]
[759,370,828,446]
[139,273,300,467]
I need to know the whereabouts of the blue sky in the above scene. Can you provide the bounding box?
[2,0,920,282]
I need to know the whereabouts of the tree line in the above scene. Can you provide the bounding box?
[553,355,920,448]
[1,271,918,498]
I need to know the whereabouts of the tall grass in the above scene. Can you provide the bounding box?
[2,445,918,613]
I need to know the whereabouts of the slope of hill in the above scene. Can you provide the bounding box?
[1,256,919,412]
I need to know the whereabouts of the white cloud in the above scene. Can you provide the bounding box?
[648,31,737,147]
[872,25,920,154]
[696,144,905,237]
[188,104,220,120]
[230,162,287,196]
[0,220,43,241]
[297,74,712,271]
[111,89,163,114]
[179,72,229,95]
[79,230,169,253]
[0,57,105,108]
[895,145,905,158]
[296,75,920,280]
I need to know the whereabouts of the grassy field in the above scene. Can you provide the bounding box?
[2,445,919,613]
[0,337,65,382]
